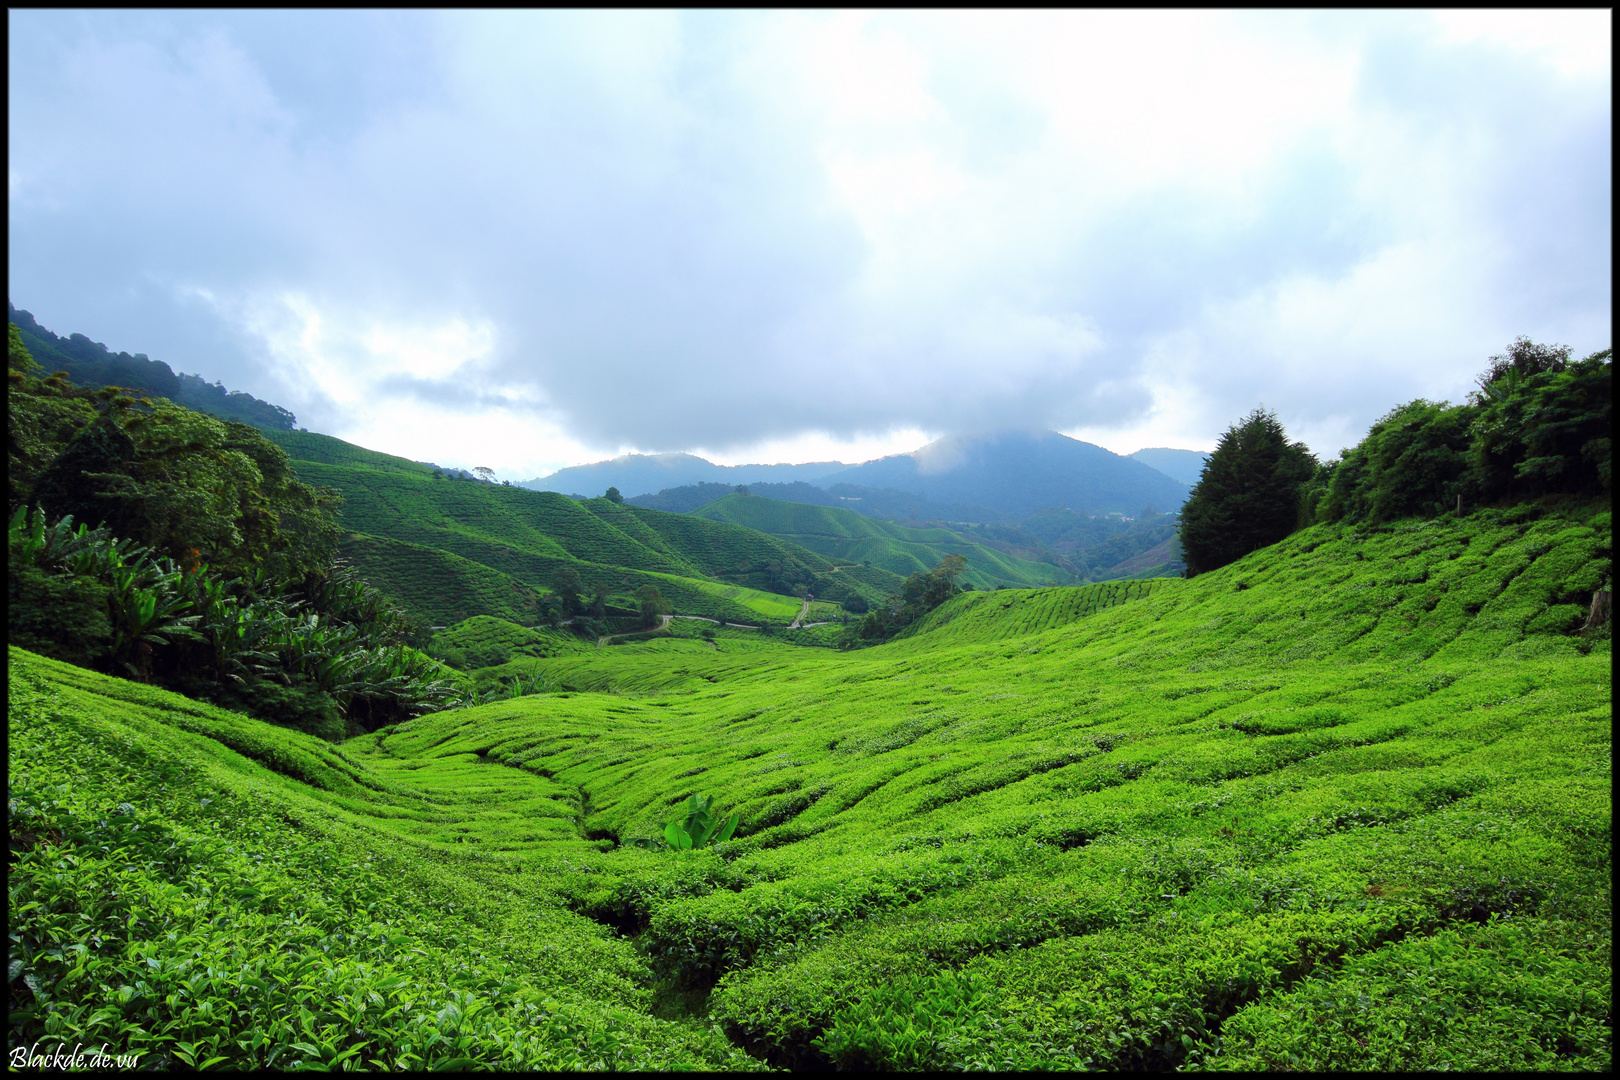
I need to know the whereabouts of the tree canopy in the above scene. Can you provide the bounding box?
[1178,408,1317,578]
[10,328,338,578]
[8,327,451,738]
[1320,341,1610,526]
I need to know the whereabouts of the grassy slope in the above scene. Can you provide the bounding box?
[694,493,1072,589]
[9,505,1610,1070]
[338,533,544,627]
[282,456,879,625]
[261,429,438,475]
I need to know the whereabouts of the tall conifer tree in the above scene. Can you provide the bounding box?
[1179,408,1317,577]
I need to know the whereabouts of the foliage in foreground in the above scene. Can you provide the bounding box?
[9,507,456,738]
[7,654,760,1070]
[11,498,1608,1070]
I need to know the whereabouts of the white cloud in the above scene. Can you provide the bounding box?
[8,9,1610,473]
[1429,9,1612,78]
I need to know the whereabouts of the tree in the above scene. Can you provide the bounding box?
[635,584,670,628]
[1469,346,1610,501]
[1179,408,1317,577]
[734,484,749,495]
[1318,400,1476,525]
[552,568,584,618]
[1471,337,1572,398]
[845,553,966,645]
[9,323,41,374]
[605,486,623,504]
[473,466,495,483]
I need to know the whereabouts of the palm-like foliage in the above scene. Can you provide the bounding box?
[662,794,740,851]
[9,507,462,736]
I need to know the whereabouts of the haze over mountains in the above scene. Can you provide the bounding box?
[517,454,848,499]
[527,431,1200,522]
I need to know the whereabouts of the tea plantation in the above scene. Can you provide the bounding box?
[692,492,1073,590]
[8,503,1610,1070]
[268,441,902,628]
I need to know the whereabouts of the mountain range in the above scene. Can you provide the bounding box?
[517,454,848,497]
[13,303,1206,523]
[533,431,1199,521]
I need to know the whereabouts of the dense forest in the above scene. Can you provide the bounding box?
[9,303,298,430]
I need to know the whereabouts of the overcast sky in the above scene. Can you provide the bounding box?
[9,10,1611,479]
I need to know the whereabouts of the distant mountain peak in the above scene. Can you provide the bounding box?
[821,429,1188,517]
[517,452,849,498]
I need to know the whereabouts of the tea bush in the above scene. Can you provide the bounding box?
[9,501,1609,1068]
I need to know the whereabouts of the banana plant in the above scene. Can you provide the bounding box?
[104,553,201,677]
[662,794,740,851]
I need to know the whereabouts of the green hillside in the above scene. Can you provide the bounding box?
[13,501,1608,1069]
[265,444,901,629]
[693,493,1073,589]
[337,534,546,627]
[261,429,438,475]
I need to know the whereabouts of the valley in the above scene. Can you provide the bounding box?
[6,313,1611,1070]
[9,502,1611,1069]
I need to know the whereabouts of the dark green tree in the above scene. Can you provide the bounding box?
[1178,408,1317,577]
[605,486,624,503]
[1318,399,1477,524]
[1468,346,1610,501]
[552,568,584,618]
[635,584,670,628]
[1472,336,1572,392]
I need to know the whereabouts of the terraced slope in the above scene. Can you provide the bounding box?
[8,649,760,1070]
[692,493,1072,589]
[268,441,900,625]
[12,503,1608,1070]
[261,429,438,475]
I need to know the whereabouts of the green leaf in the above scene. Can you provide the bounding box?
[664,821,692,850]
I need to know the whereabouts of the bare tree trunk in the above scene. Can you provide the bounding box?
[1586,589,1612,630]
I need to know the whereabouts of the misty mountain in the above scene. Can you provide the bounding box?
[517,452,849,499]
[1128,447,1209,487]
[628,480,844,514]
[627,479,1003,523]
[818,431,1190,519]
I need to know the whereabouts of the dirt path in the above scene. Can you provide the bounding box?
[789,596,811,629]
[597,613,673,648]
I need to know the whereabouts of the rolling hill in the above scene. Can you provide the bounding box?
[691,492,1075,590]
[10,499,1609,1069]
[265,433,905,628]
[1128,446,1209,487]
[10,302,299,430]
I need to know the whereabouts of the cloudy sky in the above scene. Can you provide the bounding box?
[9,10,1611,479]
